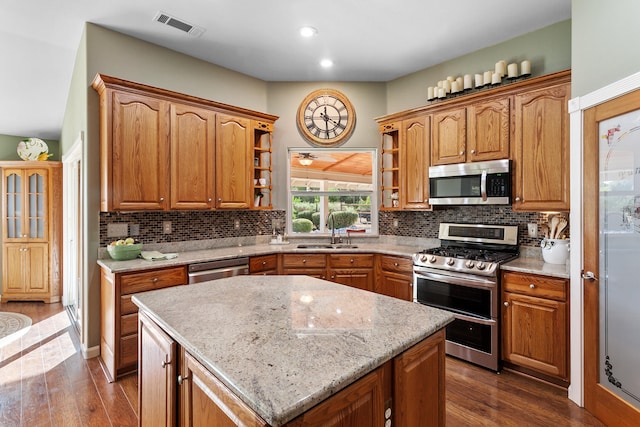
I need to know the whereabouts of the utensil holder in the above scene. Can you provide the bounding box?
[540,239,569,264]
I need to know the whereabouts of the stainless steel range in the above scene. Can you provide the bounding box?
[413,223,519,371]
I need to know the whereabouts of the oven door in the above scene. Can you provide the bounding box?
[412,266,498,319]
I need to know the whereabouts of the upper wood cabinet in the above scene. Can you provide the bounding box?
[466,97,510,162]
[512,81,571,211]
[92,74,278,212]
[215,114,252,209]
[431,107,466,165]
[402,117,431,209]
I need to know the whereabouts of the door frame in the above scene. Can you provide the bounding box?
[568,71,640,409]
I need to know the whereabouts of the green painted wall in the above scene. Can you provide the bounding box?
[572,0,640,97]
[0,134,60,161]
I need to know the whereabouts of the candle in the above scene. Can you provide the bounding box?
[475,73,484,87]
[464,74,473,90]
[437,80,443,88]
[438,88,446,98]
[507,63,518,78]
[427,86,434,100]
[443,79,451,93]
[495,60,506,77]
[491,72,501,85]
[451,81,460,93]
[456,76,463,90]
[447,76,454,82]
[483,71,492,85]
[521,60,531,75]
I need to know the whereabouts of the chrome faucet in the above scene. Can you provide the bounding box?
[327,212,341,244]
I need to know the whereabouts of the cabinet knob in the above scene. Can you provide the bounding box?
[331,275,335,279]
[459,151,464,156]
[262,261,267,265]
[529,284,536,289]
[208,198,212,202]
[302,259,307,263]
[161,359,171,368]
[470,149,476,154]
[160,197,165,202]
[178,375,189,385]
[350,258,355,263]
[394,262,399,267]
[218,198,222,202]
[503,301,509,307]
[152,277,159,283]
[515,196,521,202]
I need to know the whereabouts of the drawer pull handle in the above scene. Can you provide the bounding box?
[350,258,355,263]
[178,375,189,385]
[152,277,159,283]
[529,284,536,289]
[331,275,335,279]
[394,262,399,267]
[302,259,306,263]
[504,301,509,307]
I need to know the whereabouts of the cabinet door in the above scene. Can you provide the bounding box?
[288,364,388,426]
[376,270,413,301]
[2,168,49,242]
[502,292,567,379]
[139,312,177,427]
[170,104,216,209]
[216,114,252,209]
[329,268,374,292]
[112,91,170,210]
[180,350,267,427]
[2,243,48,295]
[431,107,466,165]
[513,83,570,211]
[394,329,446,427]
[402,117,430,209]
[467,98,510,162]
[249,254,278,275]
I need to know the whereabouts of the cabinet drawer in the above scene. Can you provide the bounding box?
[120,266,187,295]
[329,254,374,268]
[119,334,138,368]
[502,271,567,301]
[250,255,278,273]
[121,313,138,336]
[282,254,326,268]
[120,295,138,315]
[379,255,413,274]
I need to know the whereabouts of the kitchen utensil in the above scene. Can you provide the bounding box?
[549,216,560,239]
[555,217,568,239]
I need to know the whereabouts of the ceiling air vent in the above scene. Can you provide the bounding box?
[153,11,205,37]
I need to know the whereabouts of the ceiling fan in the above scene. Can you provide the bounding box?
[294,152,336,166]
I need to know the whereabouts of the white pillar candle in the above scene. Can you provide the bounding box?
[495,60,506,77]
[491,72,501,85]
[438,87,446,98]
[475,73,484,87]
[447,76,454,82]
[507,63,518,78]
[483,71,492,85]
[464,74,473,90]
[443,79,451,93]
[456,76,463,89]
[427,86,434,100]
[437,80,443,88]
[521,60,531,75]
[451,81,460,93]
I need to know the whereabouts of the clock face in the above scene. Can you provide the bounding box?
[297,89,356,147]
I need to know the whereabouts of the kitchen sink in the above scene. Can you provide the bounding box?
[296,244,358,249]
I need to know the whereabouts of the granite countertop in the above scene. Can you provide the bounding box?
[501,255,571,279]
[132,275,454,426]
[97,240,437,274]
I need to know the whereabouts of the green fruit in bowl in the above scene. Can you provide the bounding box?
[124,237,135,245]
[116,239,126,246]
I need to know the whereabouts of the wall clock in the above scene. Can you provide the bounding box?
[296,88,356,147]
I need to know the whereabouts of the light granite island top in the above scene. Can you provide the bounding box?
[132,275,454,426]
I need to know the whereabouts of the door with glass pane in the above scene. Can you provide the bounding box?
[583,89,640,426]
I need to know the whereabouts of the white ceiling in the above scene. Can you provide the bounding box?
[1,0,570,141]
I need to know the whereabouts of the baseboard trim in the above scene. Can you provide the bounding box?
[82,344,100,359]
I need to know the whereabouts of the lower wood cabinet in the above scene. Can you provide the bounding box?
[328,254,374,292]
[138,312,446,427]
[375,255,414,301]
[100,265,187,382]
[249,254,278,275]
[281,254,327,279]
[501,271,569,384]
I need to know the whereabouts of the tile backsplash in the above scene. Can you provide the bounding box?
[100,206,566,248]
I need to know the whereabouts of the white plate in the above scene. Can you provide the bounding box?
[17,138,49,161]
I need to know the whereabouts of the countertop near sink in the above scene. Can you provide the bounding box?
[97,241,438,274]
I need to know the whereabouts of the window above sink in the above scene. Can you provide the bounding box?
[287,148,378,238]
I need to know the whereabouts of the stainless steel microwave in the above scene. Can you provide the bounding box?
[428,159,511,205]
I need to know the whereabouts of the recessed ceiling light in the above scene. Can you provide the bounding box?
[320,59,333,68]
[299,26,318,38]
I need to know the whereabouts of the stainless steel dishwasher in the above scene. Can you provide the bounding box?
[187,257,250,284]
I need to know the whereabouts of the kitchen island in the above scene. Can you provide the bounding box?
[132,275,454,426]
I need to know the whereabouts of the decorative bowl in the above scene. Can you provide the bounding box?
[107,243,143,260]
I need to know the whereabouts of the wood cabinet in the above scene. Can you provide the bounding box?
[138,313,446,426]
[249,254,279,275]
[1,162,62,303]
[282,254,327,279]
[431,107,466,165]
[501,271,568,383]
[401,117,430,209]
[466,97,510,162]
[170,103,216,209]
[252,121,273,209]
[512,80,570,211]
[328,254,374,292]
[379,122,401,209]
[100,265,187,382]
[375,254,413,301]
[139,311,177,427]
[92,74,277,212]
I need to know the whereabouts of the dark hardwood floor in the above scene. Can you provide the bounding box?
[1,302,606,426]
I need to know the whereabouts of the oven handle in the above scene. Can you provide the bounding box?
[481,169,487,202]
[453,312,497,326]
[413,267,496,289]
